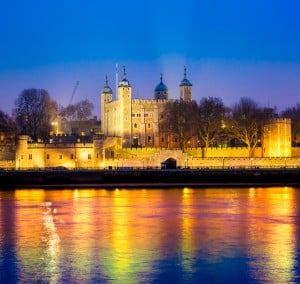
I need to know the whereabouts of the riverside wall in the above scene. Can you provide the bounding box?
[103,157,300,169]
[1,145,300,170]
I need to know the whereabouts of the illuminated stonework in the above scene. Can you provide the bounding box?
[101,67,192,148]
[2,68,294,170]
[15,134,105,169]
[263,118,291,157]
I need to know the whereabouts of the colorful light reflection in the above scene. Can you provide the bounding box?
[0,187,299,283]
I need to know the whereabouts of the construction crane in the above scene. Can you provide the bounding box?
[69,80,79,106]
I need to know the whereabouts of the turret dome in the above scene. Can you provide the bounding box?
[154,73,168,100]
[102,75,112,94]
[155,79,168,92]
[118,66,131,87]
[179,66,192,87]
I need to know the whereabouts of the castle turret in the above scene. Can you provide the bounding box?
[154,73,168,100]
[16,134,29,169]
[101,75,113,134]
[263,118,291,157]
[179,66,192,101]
[118,66,132,147]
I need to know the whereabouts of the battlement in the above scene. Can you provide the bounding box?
[132,98,171,105]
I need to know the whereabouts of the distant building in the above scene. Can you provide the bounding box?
[60,117,100,136]
[50,116,100,136]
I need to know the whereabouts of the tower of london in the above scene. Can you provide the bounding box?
[101,66,193,148]
[0,66,295,170]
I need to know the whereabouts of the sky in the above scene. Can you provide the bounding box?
[0,0,300,117]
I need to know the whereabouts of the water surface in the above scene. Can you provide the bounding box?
[1,187,300,283]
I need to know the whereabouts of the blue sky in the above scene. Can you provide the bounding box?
[0,0,300,116]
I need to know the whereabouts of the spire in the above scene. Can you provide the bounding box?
[179,65,192,101]
[160,72,163,83]
[180,65,192,87]
[102,74,112,94]
[118,65,131,87]
[105,73,108,86]
[123,66,127,79]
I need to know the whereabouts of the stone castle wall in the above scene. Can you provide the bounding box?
[97,156,300,169]
[1,145,300,170]
[0,133,298,170]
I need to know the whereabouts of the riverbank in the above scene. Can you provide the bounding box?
[0,168,300,189]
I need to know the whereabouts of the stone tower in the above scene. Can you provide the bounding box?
[263,118,291,157]
[100,75,113,135]
[16,135,29,169]
[118,66,132,147]
[179,66,192,101]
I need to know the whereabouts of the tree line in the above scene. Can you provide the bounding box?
[160,97,298,156]
[0,88,94,142]
[1,88,300,154]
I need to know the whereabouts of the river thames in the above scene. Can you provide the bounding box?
[1,187,300,283]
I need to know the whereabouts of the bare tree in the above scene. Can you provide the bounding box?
[14,89,58,141]
[0,110,17,142]
[160,100,198,151]
[229,97,262,157]
[59,99,94,121]
[197,97,227,154]
[281,103,300,146]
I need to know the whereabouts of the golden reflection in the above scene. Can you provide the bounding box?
[69,189,98,276]
[111,190,132,276]
[98,189,164,283]
[181,187,194,272]
[183,187,189,194]
[15,189,46,201]
[249,187,255,198]
[41,201,61,282]
[247,187,296,283]
[2,187,299,282]
[14,189,62,281]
